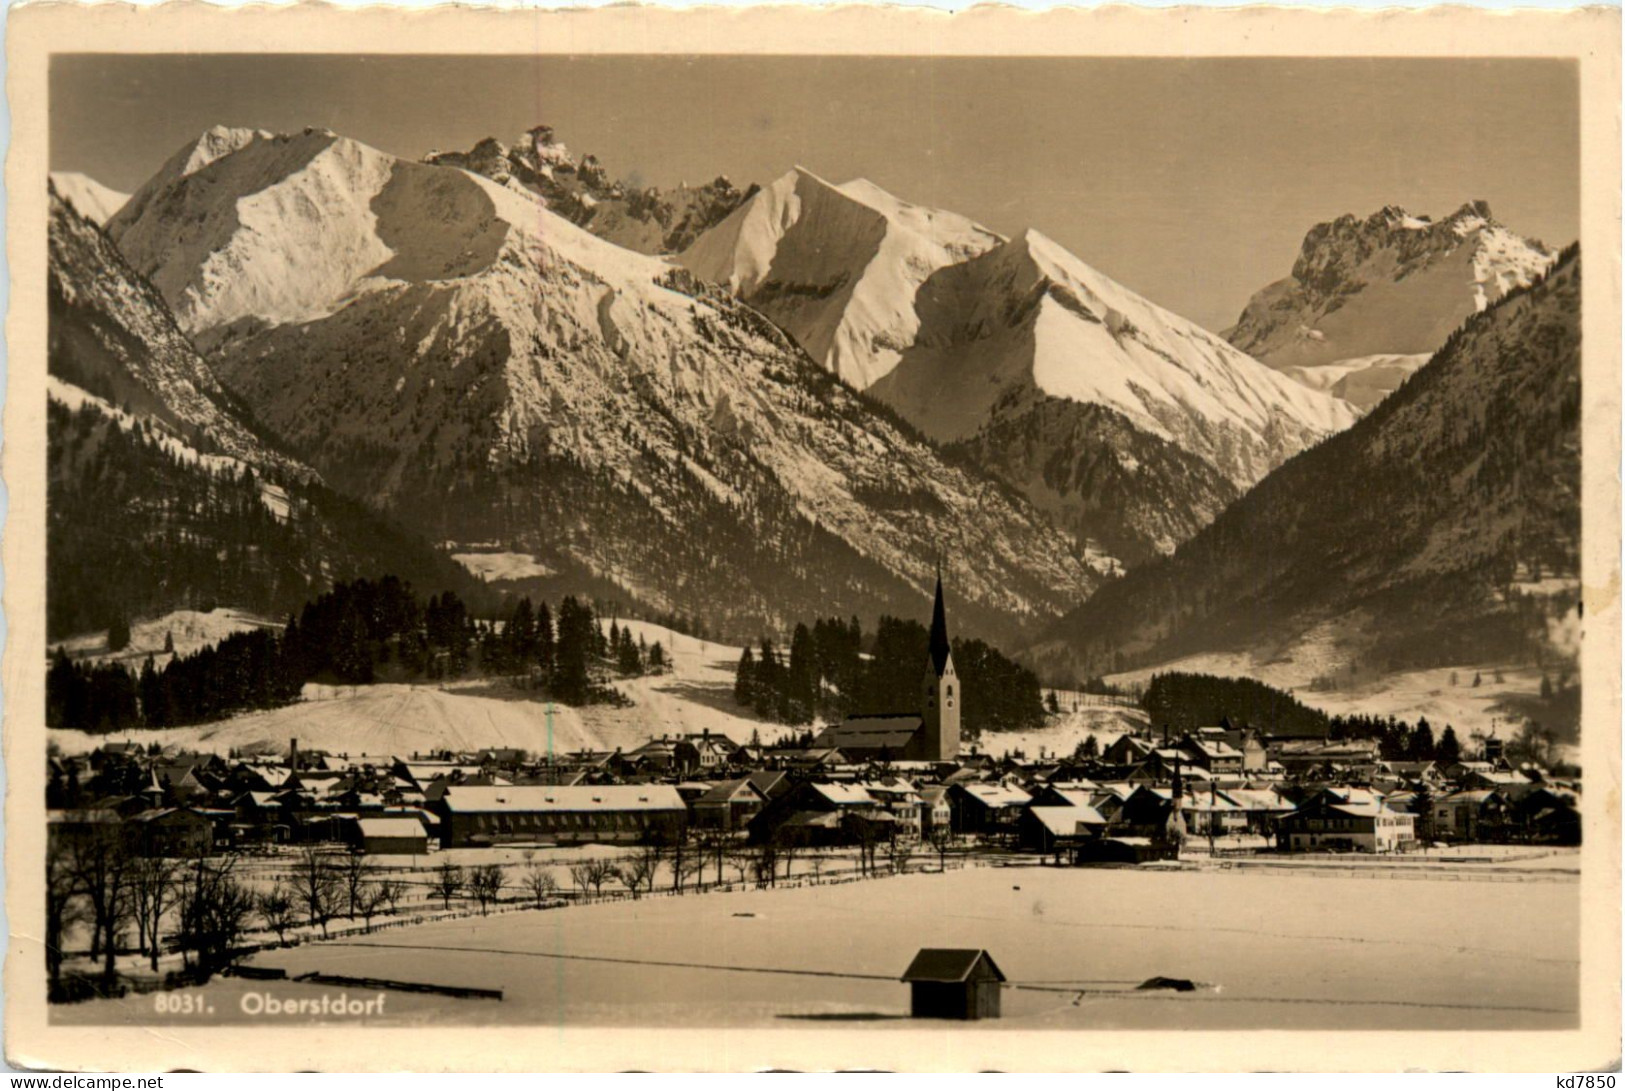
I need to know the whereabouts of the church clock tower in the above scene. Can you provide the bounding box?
[919,572,961,761]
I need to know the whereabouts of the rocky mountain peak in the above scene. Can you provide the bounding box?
[426,123,749,255]
[1231,201,1559,389]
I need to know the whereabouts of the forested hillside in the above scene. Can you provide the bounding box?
[1040,247,1581,681]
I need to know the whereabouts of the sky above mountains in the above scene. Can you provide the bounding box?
[51,54,1578,331]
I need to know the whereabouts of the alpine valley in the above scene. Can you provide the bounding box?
[48,122,1581,740]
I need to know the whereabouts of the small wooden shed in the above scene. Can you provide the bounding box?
[900,948,1006,1020]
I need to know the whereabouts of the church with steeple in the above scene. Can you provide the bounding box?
[811,573,962,763]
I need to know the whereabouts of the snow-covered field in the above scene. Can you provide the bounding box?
[1108,616,1559,749]
[449,552,556,582]
[58,864,1577,1030]
[49,619,797,758]
[55,608,279,669]
[979,699,1148,762]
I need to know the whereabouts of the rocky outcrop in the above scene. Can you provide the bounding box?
[426,125,754,255]
[1226,202,1558,404]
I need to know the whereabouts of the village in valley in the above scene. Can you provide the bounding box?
[44,576,1582,1025]
[36,56,1589,1036]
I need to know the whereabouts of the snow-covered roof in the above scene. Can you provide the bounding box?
[357,817,429,838]
[1028,805,1107,835]
[959,783,1031,807]
[809,782,877,807]
[440,785,685,813]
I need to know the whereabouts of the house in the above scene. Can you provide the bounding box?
[864,778,924,840]
[434,784,686,847]
[1269,739,1382,775]
[1432,789,1513,841]
[673,731,740,774]
[1214,728,1270,774]
[132,806,220,857]
[1219,787,1296,835]
[900,949,1006,1020]
[1102,734,1155,767]
[746,769,791,803]
[813,575,962,763]
[949,783,1031,836]
[1514,786,1580,844]
[1178,733,1245,777]
[918,786,952,836]
[622,738,680,772]
[349,815,430,855]
[689,777,767,832]
[1111,786,1181,841]
[1276,788,1415,853]
[746,781,892,847]
[1178,789,1248,837]
[1019,804,1106,855]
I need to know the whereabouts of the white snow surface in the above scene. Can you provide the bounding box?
[678,167,1005,389]
[56,607,278,668]
[49,619,799,759]
[451,552,557,582]
[49,172,129,226]
[869,228,1357,487]
[1278,354,1431,412]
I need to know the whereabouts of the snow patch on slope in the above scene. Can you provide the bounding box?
[49,172,129,226]
[679,167,1004,388]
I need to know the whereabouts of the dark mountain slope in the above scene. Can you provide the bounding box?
[48,187,494,640]
[1037,247,1581,681]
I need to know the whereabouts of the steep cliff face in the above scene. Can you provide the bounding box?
[1041,249,1581,682]
[426,125,753,256]
[1227,202,1557,407]
[102,127,1111,644]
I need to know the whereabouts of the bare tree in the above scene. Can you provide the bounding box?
[337,853,375,920]
[290,847,342,937]
[129,856,182,972]
[431,861,466,910]
[725,844,755,885]
[67,820,136,987]
[676,844,708,894]
[616,848,658,898]
[177,854,255,976]
[584,858,617,897]
[887,837,915,876]
[468,864,505,914]
[353,881,389,931]
[374,878,407,918]
[45,842,85,992]
[927,826,956,872]
[568,862,594,899]
[522,864,560,907]
[255,884,298,944]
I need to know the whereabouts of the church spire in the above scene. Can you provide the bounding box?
[928,568,951,676]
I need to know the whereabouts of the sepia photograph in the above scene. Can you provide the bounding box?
[5,3,1619,1073]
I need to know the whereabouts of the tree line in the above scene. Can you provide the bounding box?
[46,576,668,732]
[734,614,1046,735]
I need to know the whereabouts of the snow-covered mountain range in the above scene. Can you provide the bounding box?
[681,173,1356,561]
[98,126,1109,643]
[1041,247,1581,688]
[1227,202,1557,409]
